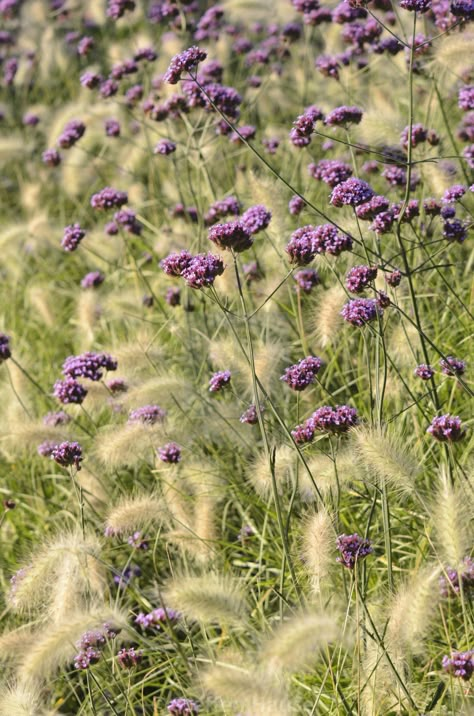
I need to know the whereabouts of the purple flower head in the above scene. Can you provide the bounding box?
[114,209,142,235]
[62,352,117,382]
[42,149,61,167]
[392,200,420,222]
[160,250,193,277]
[204,196,241,226]
[208,221,252,252]
[385,269,402,288]
[370,210,395,235]
[427,414,465,442]
[154,139,177,155]
[128,405,166,425]
[286,225,318,265]
[167,699,200,715]
[325,105,363,127]
[74,647,101,670]
[315,55,341,79]
[459,85,474,111]
[451,0,474,17]
[441,206,456,220]
[442,651,474,680]
[106,0,135,20]
[0,333,11,363]
[81,271,105,289]
[51,441,83,470]
[53,378,88,405]
[341,298,381,326]
[313,224,353,255]
[23,113,40,127]
[280,356,323,391]
[439,356,466,376]
[309,405,359,433]
[209,370,231,392]
[423,198,441,216]
[463,144,474,169]
[309,159,352,187]
[99,79,119,99]
[400,123,428,149]
[90,187,128,211]
[77,36,94,56]
[105,119,120,137]
[414,364,435,380]
[43,410,70,427]
[336,533,373,569]
[289,195,306,215]
[38,440,58,457]
[135,606,180,631]
[114,564,141,588]
[157,442,181,463]
[134,46,157,62]
[165,287,181,307]
[241,205,271,235]
[345,265,378,293]
[439,557,474,598]
[76,631,106,650]
[61,223,86,252]
[262,137,279,154]
[442,219,467,243]
[127,531,148,550]
[181,253,225,288]
[105,221,118,235]
[117,647,143,669]
[291,421,315,445]
[58,120,85,149]
[107,378,128,394]
[164,46,207,84]
[80,71,103,90]
[294,268,320,293]
[229,125,256,144]
[330,178,374,207]
[442,184,467,204]
[400,0,432,9]
[240,404,264,425]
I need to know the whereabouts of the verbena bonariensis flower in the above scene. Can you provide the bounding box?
[414,364,435,380]
[439,355,466,376]
[157,442,181,463]
[313,224,353,255]
[442,219,467,243]
[289,195,306,215]
[77,631,106,650]
[392,200,420,222]
[451,0,474,18]
[128,531,148,549]
[336,533,373,569]
[63,352,117,381]
[204,196,241,225]
[458,85,474,111]
[181,253,225,288]
[209,370,231,392]
[463,144,474,171]
[294,268,320,293]
[332,2,368,23]
[58,120,85,148]
[107,378,128,394]
[160,250,193,276]
[38,440,58,457]
[400,0,432,10]
[135,607,180,630]
[0,333,11,362]
[442,184,467,203]
[128,405,166,425]
[100,79,119,98]
[90,187,128,210]
[80,71,103,89]
[427,414,465,442]
[240,404,264,425]
[241,205,271,235]
[341,298,382,326]
[330,178,374,207]
[134,47,157,63]
[117,647,143,669]
[286,226,318,265]
[309,405,359,433]
[442,651,474,680]
[42,148,61,166]
[325,105,363,127]
[400,123,428,149]
[289,105,324,146]
[441,206,456,220]
[308,159,352,187]
[114,564,141,588]
[315,55,341,79]
[164,46,207,84]
[167,698,200,715]
[439,557,474,598]
[51,441,83,470]
[114,209,142,235]
[385,269,402,287]
[154,139,177,155]
[106,0,135,20]
[291,421,315,444]
[61,223,86,252]
[280,356,323,390]
[370,210,395,235]
[345,265,378,293]
[208,221,253,252]
[74,647,101,670]
[423,198,441,216]
[77,36,94,56]
[53,378,88,405]
[43,410,70,426]
[166,287,181,306]
[81,271,105,289]
[105,119,120,137]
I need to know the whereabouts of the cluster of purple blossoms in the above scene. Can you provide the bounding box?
[385,269,402,287]
[114,564,141,588]
[442,184,467,204]
[166,287,181,306]
[105,119,120,137]
[423,198,442,216]
[330,178,374,207]
[463,144,474,169]
[80,71,102,90]
[392,200,420,222]
[58,120,85,149]
[51,441,83,470]
[74,647,101,669]
[294,268,319,293]
[439,557,474,598]
[442,651,474,680]
[209,370,231,392]
[315,55,341,79]
[73,625,119,670]
[345,265,378,293]
[90,187,128,210]
[439,355,466,376]
[117,647,143,669]
[240,404,264,425]
[42,148,61,166]
[400,123,428,149]
[77,35,94,56]
[289,105,324,147]
[325,105,363,127]
[24,113,40,126]
[62,352,117,381]
[128,405,166,425]
[459,85,474,111]
[241,205,271,235]
[414,364,435,380]
[61,223,86,252]
[292,405,358,444]
[179,253,225,289]
[154,139,177,155]
[157,442,181,463]
[53,377,88,405]
[127,531,148,550]
[427,414,465,442]
[289,195,306,215]
[400,0,432,10]
[43,410,70,426]
[280,356,323,391]
[336,533,373,569]
[164,46,207,84]
[370,210,395,235]
[204,196,241,226]
[135,607,180,631]
[451,0,474,19]
[81,271,105,289]
[442,219,467,243]
[38,440,58,457]
[0,333,11,363]
[309,159,352,187]
[314,224,354,255]
[107,378,128,395]
[208,220,252,252]
[286,226,319,265]
[114,209,142,235]
[341,298,382,326]
[167,699,200,715]
[106,0,135,19]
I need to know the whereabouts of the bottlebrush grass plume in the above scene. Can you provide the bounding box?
[0,419,69,457]
[302,450,356,499]
[301,509,335,594]
[105,493,163,535]
[27,286,56,329]
[309,285,346,348]
[109,337,163,377]
[0,679,48,716]
[76,292,102,348]
[432,32,474,75]
[94,422,166,470]
[0,626,34,668]
[432,473,472,565]
[352,425,419,494]
[247,445,294,498]
[77,467,109,510]
[163,572,248,626]
[122,375,193,411]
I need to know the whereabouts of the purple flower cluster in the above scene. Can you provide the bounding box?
[385,269,402,287]
[42,148,61,166]
[427,414,465,442]
[280,356,323,390]
[439,557,474,598]
[164,46,208,84]
[154,139,177,155]
[414,364,435,380]
[90,187,128,210]
[53,378,88,405]
[74,647,101,669]
[135,607,180,631]
[61,223,86,252]
[241,205,271,235]
[62,352,117,382]
[38,440,57,457]
[43,410,70,426]
[240,404,264,425]
[345,265,378,293]
[0,333,11,363]
[289,105,324,147]
[442,651,474,680]
[73,624,119,670]
[81,271,105,289]
[442,184,467,204]
[330,178,374,207]
[128,405,166,425]
[439,355,466,376]
[309,159,352,187]
[58,120,86,149]
[294,268,320,293]
[325,105,363,126]
[336,533,373,569]
[292,405,359,444]
[106,0,135,20]
[289,195,306,215]
[400,123,428,149]
[442,219,467,243]
[167,699,200,715]
[114,209,142,235]
[459,85,474,111]
[105,119,120,137]
[157,442,181,463]
[208,220,253,252]
[204,196,241,226]
[400,0,432,10]
[51,441,83,470]
[209,370,231,392]
[117,647,143,669]
[341,298,382,326]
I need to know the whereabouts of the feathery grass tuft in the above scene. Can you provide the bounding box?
[352,425,419,493]
[163,572,248,626]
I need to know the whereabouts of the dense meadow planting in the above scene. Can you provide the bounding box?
[0,0,473,713]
